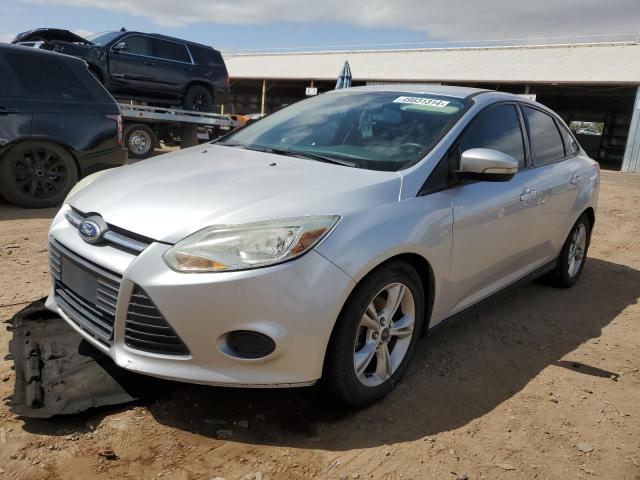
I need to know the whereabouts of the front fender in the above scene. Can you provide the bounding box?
[315,191,453,323]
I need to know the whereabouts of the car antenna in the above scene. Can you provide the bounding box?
[120,27,127,32]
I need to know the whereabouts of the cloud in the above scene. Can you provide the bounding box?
[20,0,640,40]
[0,32,14,43]
[73,29,94,38]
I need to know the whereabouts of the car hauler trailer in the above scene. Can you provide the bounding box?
[119,103,243,160]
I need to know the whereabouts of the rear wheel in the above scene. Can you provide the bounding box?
[124,124,156,160]
[0,141,78,208]
[322,260,425,406]
[182,85,213,112]
[546,213,592,288]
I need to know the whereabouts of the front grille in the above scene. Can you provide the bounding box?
[124,285,189,356]
[49,240,121,345]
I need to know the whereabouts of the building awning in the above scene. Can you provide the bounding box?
[226,42,640,85]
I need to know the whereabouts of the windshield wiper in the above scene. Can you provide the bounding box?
[218,144,360,168]
[268,148,360,168]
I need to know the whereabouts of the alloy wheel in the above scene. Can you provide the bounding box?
[192,93,207,112]
[568,223,587,278]
[12,147,68,199]
[353,282,415,387]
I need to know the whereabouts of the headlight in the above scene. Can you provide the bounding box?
[163,216,340,273]
[65,170,109,202]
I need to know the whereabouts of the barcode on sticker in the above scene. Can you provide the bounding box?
[393,97,450,108]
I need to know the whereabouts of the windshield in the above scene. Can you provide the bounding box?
[219,91,468,171]
[86,31,121,46]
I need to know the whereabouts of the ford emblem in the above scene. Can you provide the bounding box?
[78,219,102,244]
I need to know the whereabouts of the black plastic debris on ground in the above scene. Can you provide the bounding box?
[7,298,146,418]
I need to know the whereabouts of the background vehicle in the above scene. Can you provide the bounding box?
[47,86,599,406]
[0,44,126,208]
[12,28,230,112]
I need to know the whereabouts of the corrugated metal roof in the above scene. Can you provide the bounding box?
[226,42,640,84]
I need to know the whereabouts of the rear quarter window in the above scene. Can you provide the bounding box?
[154,39,191,63]
[4,50,111,103]
[190,45,223,66]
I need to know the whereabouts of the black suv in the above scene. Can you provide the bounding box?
[12,28,230,112]
[0,44,126,208]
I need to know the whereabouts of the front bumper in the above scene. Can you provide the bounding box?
[46,208,355,387]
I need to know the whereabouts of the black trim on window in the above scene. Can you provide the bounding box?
[518,103,574,168]
[419,100,528,196]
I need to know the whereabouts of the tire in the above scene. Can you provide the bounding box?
[321,260,425,407]
[124,124,156,160]
[0,141,78,208]
[182,85,213,112]
[545,213,592,288]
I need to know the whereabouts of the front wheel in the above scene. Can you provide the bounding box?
[322,260,425,406]
[546,213,592,288]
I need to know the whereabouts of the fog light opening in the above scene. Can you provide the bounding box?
[223,330,276,359]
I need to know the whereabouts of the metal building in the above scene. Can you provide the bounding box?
[225,42,640,172]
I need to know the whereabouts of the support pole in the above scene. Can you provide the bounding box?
[621,86,640,173]
[260,79,267,115]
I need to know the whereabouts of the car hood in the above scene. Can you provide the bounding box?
[68,145,402,244]
[12,29,94,45]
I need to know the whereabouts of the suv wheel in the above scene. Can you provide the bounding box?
[0,141,78,208]
[322,260,425,406]
[183,85,213,112]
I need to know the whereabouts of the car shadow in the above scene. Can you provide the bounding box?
[17,257,639,451]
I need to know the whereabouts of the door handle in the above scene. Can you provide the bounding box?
[145,61,156,66]
[520,188,536,203]
[570,174,583,185]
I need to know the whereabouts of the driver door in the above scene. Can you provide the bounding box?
[108,34,158,95]
[446,103,542,315]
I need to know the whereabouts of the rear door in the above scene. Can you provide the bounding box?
[520,105,582,260]
[0,51,32,149]
[107,34,158,95]
[149,37,194,96]
[446,103,543,314]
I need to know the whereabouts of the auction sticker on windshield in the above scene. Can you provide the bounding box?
[393,96,451,107]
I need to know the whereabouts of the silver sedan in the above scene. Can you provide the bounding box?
[46,85,599,406]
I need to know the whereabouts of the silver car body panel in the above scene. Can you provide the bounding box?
[47,85,599,387]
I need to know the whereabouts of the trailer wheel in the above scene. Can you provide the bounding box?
[124,124,156,160]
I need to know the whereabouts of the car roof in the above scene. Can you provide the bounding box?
[0,42,85,65]
[114,31,217,51]
[330,84,534,103]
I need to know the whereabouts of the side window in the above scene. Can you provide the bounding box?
[560,124,580,156]
[122,35,152,56]
[458,104,526,168]
[522,106,566,166]
[154,39,191,63]
[4,52,93,102]
[0,55,18,97]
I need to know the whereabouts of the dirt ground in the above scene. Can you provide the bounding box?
[0,170,639,480]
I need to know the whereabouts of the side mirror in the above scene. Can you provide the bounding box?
[112,41,128,51]
[458,148,518,182]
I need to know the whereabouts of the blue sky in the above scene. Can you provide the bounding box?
[1,0,639,52]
